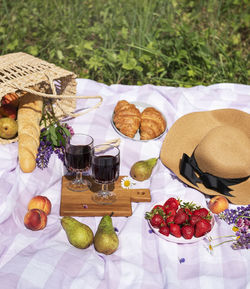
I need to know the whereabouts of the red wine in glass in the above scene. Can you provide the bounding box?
[91,144,120,204]
[65,133,93,192]
[92,155,120,183]
[66,145,92,172]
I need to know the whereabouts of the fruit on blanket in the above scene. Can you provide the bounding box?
[130,157,158,181]
[94,215,119,255]
[0,117,18,139]
[24,209,47,231]
[61,216,94,249]
[194,219,212,238]
[208,196,229,214]
[0,104,17,119]
[28,196,51,215]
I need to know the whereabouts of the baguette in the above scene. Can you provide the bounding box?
[17,93,43,173]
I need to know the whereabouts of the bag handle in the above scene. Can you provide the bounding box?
[9,74,103,117]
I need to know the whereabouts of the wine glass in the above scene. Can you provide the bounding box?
[65,133,93,191]
[91,144,120,204]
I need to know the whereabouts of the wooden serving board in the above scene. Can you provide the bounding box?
[60,175,151,217]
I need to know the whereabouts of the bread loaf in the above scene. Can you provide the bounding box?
[17,93,43,173]
[140,107,166,140]
[113,100,141,138]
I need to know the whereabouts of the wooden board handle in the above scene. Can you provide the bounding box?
[130,189,151,202]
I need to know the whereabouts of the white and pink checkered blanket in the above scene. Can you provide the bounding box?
[0,79,249,289]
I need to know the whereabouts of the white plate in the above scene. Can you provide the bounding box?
[111,102,167,141]
[147,198,215,244]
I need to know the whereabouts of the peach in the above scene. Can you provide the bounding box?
[28,196,51,215]
[24,209,47,231]
[208,195,229,214]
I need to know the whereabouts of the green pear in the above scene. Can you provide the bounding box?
[130,157,158,181]
[61,216,94,249]
[0,117,18,139]
[94,215,119,255]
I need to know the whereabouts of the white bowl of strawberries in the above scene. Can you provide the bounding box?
[145,196,215,243]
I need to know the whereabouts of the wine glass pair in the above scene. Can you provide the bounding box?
[65,133,120,205]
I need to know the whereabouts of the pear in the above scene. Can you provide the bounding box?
[130,157,158,181]
[94,215,119,255]
[0,117,18,139]
[61,216,94,249]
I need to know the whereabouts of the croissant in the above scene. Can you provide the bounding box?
[17,93,43,173]
[140,107,166,140]
[113,100,141,138]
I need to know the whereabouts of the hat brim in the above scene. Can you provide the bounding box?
[160,108,250,205]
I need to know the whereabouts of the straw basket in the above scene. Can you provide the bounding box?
[0,52,102,144]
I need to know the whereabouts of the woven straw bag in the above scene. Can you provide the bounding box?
[0,52,102,144]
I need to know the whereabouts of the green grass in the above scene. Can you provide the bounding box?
[0,0,249,86]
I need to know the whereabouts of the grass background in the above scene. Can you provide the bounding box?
[0,0,249,86]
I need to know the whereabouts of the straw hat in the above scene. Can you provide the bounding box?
[160,108,250,204]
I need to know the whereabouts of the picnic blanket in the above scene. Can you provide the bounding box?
[0,79,249,289]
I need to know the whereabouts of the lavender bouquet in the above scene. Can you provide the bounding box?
[206,204,249,253]
[219,205,250,250]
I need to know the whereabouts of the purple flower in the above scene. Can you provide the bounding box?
[36,123,74,169]
[179,258,185,264]
[219,205,250,250]
[36,144,54,169]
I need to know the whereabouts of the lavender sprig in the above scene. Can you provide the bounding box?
[36,124,74,169]
[36,101,74,169]
[219,205,250,225]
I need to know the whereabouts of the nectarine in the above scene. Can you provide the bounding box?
[28,196,51,215]
[208,196,229,214]
[24,209,47,231]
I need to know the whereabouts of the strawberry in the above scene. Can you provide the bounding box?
[190,215,202,226]
[174,209,189,225]
[150,214,165,228]
[195,219,212,238]
[152,204,165,211]
[166,215,174,225]
[152,204,166,215]
[164,197,179,211]
[170,223,181,238]
[165,207,176,217]
[159,226,170,236]
[193,208,209,218]
[181,207,192,217]
[181,225,194,239]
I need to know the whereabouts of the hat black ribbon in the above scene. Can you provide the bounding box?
[180,153,249,197]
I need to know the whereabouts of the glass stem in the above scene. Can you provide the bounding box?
[75,172,83,184]
[102,183,109,193]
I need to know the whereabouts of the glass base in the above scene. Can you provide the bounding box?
[92,191,116,205]
[67,179,91,192]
